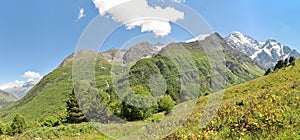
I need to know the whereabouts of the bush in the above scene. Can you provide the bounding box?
[0,122,5,135]
[121,86,158,121]
[8,114,26,136]
[159,95,176,114]
[41,117,62,127]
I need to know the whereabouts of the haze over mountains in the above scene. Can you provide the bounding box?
[225,31,300,68]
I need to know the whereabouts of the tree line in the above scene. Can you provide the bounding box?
[264,56,296,76]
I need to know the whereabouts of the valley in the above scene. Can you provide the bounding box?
[0,32,299,140]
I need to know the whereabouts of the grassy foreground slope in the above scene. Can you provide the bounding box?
[3,60,296,140]
[167,59,300,139]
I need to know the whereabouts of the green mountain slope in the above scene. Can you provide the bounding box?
[167,59,300,139]
[0,90,18,109]
[0,34,263,123]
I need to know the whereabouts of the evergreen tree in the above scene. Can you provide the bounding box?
[9,114,26,136]
[273,60,284,71]
[264,68,272,76]
[66,89,88,124]
[289,56,296,66]
[284,58,289,67]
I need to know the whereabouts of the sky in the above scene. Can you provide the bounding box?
[0,0,300,87]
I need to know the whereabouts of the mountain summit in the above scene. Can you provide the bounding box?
[225,31,300,68]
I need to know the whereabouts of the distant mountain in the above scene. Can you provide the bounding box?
[0,33,264,123]
[0,89,18,108]
[2,81,36,99]
[225,31,300,68]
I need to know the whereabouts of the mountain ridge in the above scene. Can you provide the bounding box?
[0,33,264,123]
[225,31,300,68]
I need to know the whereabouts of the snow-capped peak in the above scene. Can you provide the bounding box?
[225,31,300,68]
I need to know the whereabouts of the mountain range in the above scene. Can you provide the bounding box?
[3,31,299,102]
[0,33,264,123]
[225,31,300,68]
[1,32,300,139]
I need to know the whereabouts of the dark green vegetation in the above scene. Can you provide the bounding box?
[0,34,264,139]
[7,114,26,136]
[265,56,296,76]
[65,89,88,124]
[166,59,300,139]
[0,90,18,109]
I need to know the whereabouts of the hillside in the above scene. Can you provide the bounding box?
[166,59,300,139]
[0,60,297,139]
[0,33,264,124]
[0,90,18,109]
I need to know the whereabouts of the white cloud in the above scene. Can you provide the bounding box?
[0,71,41,91]
[0,80,25,90]
[22,71,42,80]
[92,0,184,37]
[77,8,86,20]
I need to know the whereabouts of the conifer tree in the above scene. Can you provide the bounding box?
[66,89,88,124]
[273,60,284,71]
[264,68,272,76]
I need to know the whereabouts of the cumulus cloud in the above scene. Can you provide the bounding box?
[0,71,42,91]
[77,8,86,20]
[92,0,184,37]
[22,71,42,80]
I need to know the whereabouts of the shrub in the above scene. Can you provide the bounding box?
[0,122,5,135]
[41,117,62,127]
[159,95,176,114]
[8,114,26,136]
[121,86,158,121]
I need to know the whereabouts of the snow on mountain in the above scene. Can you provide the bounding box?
[225,31,300,68]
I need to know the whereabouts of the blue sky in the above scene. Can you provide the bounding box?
[0,0,300,85]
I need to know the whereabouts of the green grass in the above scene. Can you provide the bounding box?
[0,59,294,139]
[0,122,111,140]
[166,59,300,139]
